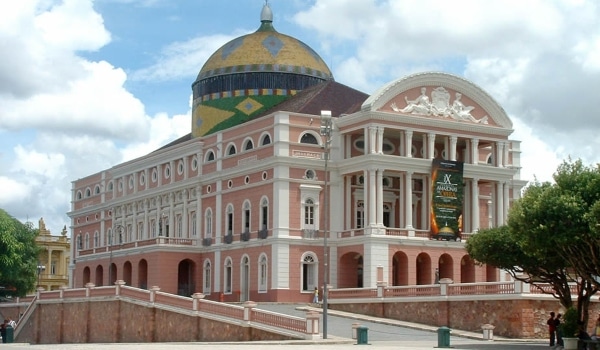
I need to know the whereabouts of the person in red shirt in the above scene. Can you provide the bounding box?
[547,311,557,347]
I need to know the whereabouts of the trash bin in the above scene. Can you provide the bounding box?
[356,326,369,345]
[4,325,13,343]
[437,326,451,348]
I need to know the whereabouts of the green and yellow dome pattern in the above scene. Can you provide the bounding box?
[191,4,333,137]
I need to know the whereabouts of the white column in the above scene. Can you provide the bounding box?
[197,152,203,177]
[169,160,175,184]
[471,139,479,165]
[405,130,413,157]
[183,189,189,238]
[155,199,161,237]
[449,136,457,161]
[421,175,428,230]
[369,168,377,227]
[132,203,137,241]
[503,141,510,167]
[428,132,436,159]
[405,171,414,231]
[464,139,471,164]
[157,165,162,186]
[345,176,352,230]
[169,193,174,237]
[369,127,377,154]
[363,127,369,155]
[143,200,148,240]
[496,182,504,226]
[377,127,384,154]
[487,199,493,229]
[496,141,504,168]
[196,186,202,239]
[377,169,384,226]
[471,178,480,232]
[503,181,510,223]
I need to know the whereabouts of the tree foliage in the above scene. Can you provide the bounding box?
[466,158,600,325]
[0,209,40,297]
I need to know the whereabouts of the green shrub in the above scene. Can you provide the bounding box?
[561,307,579,338]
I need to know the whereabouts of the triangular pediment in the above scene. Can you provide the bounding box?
[362,72,512,129]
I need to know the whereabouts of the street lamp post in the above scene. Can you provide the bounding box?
[320,110,333,339]
[37,263,46,289]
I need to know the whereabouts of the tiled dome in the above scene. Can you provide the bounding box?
[191,3,333,137]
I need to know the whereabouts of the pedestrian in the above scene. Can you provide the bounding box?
[312,287,319,303]
[555,313,563,348]
[547,311,556,347]
[0,319,7,343]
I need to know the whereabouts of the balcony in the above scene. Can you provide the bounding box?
[302,229,318,239]
[258,228,268,239]
[240,231,250,242]
[224,234,233,244]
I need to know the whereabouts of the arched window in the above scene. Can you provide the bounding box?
[191,212,197,237]
[258,254,268,292]
[133,222,140,240]
[260,197,269,231]
[177,214,183,237]
[242,201,251,233]
[244,139,254,151]
[94,231,99,248]
[150,219,156,238]
[301,253,318,291]
[304,198,315,226]
[77,234,82,250]
[85,188,91,197]
[300,133,318,144]
[84,233,90,249]
[226,204,234,236]
[224,258,233,294]
[76,191,83,200]
[205,209,213,238]
[203,260,212,294]
[226,143,236,156]
[356,201,364,229]
[126,224,132,243]
[261,134,271,146]
[206,150,215,162]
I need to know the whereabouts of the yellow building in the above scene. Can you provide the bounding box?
[36,218,70,291]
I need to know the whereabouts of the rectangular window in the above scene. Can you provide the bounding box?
[225,265,232,293]
[305,206,314,225]
[259,262,267,292]
[261,206,268,230]
[204,266,211,294]
[227,212,233,235]
[244,209,250,232]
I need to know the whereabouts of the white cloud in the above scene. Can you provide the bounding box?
[0,0,187,231]
[131,34,239,82]
[296,0,600,183]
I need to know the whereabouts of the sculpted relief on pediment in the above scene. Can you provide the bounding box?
[390,86,489,125]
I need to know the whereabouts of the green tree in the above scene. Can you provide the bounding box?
[0,209,40,297]
[466,158,600,326]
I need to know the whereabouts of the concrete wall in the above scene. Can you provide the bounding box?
[330,299,600,339]
[9,300,296,344]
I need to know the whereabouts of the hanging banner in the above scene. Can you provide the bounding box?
[430,159,464,241]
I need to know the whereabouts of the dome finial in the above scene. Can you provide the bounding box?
[260,1,273,23]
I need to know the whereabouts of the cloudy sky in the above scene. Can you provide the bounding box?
[1,0,599,233]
